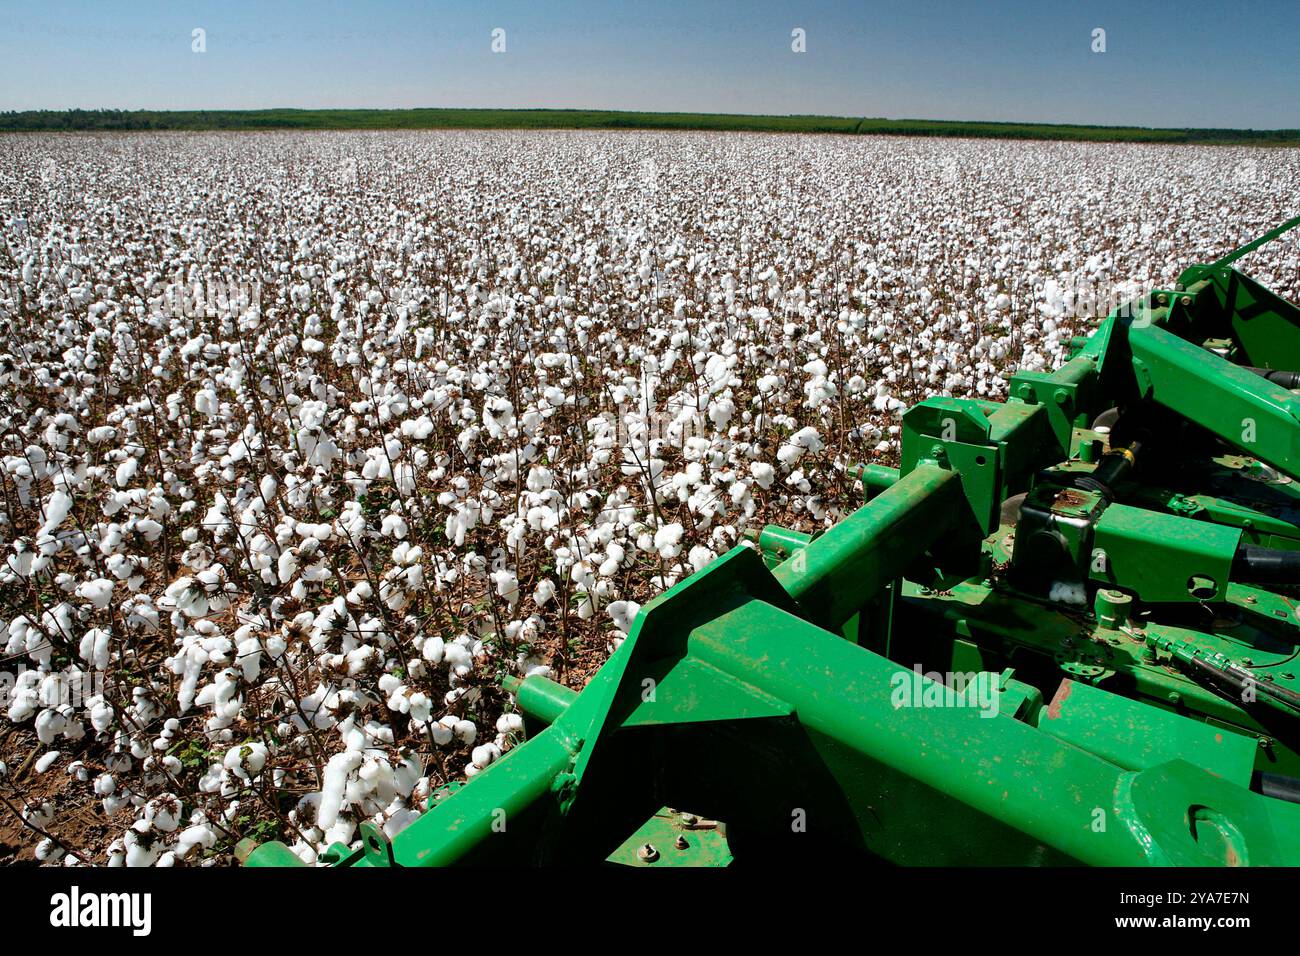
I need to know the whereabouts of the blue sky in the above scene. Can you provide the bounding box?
[1,0,1297,128]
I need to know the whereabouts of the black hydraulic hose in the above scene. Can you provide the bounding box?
[1232,545,1300,585]
[1244,366,1300,389]
[1074,439,1142,501]
[1221,660,1300,709]
[1184,653,1300,714]
[1259,773,1300,805]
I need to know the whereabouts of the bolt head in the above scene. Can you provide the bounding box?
[674,835,689,850]
[637,843,660,863]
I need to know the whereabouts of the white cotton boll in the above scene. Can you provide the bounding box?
[496,712,524,735]
[381,513,409,539]
[430,720,454,746]
[607,600,641,635]
[526,505,559,532]
[124,825,160,867]
[175,823,217,860]
[224,741,268,777]
[471,743,502,769]
[277,549,299,584]
[79,627,111,669]
[453,719,477,745]
[688,545,715,573]
[444,640,472,670]
[533,578,556,606]
[115,457,139,488]
[492,568,520,605]
[77,578,114,609]
[408,692,432,724]
[421,635,445,663]
[35,751,61,773]
[750,462,775,490]
[792,426,823,453]
[146,797,181,833]
[384,806,420,839]
[89,699,114,733]
[654,523,684,559]
[42,489,74,534]
[1048,580,1087,606]
[35,709,67,744]
[394,463,417,495]
[403,415,435,440]
[318,750,365,830]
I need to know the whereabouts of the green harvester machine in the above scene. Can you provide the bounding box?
[248,217,1300,867]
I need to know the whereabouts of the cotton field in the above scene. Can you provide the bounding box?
[0,129,1296,866]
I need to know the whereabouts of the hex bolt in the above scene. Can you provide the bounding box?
[637,843,660,863]
[674,835,690,850]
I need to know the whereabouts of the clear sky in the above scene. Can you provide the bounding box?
[1,0,1297,129]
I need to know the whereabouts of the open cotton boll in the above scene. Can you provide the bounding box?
[79,627,112,669]
[123,824,161,867]
[607,600,641,635]
[453,719,477,745]
[41,489,75,535]
[35,839,64,863]
[533,578,556,606]
[687,545,715,573]
[471,742,502,770]
[115,457,139,488]
[35,751,61,773]
[76,578,114,609]
[496,712,525,736]
[491,568,520,605]
[175,822,218,860]
[1048,580,1087,606]
[653,522,684,560]
[317,750,365,831]
[224,741,269,778]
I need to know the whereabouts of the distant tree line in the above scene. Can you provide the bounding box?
[1,109,1296,144]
